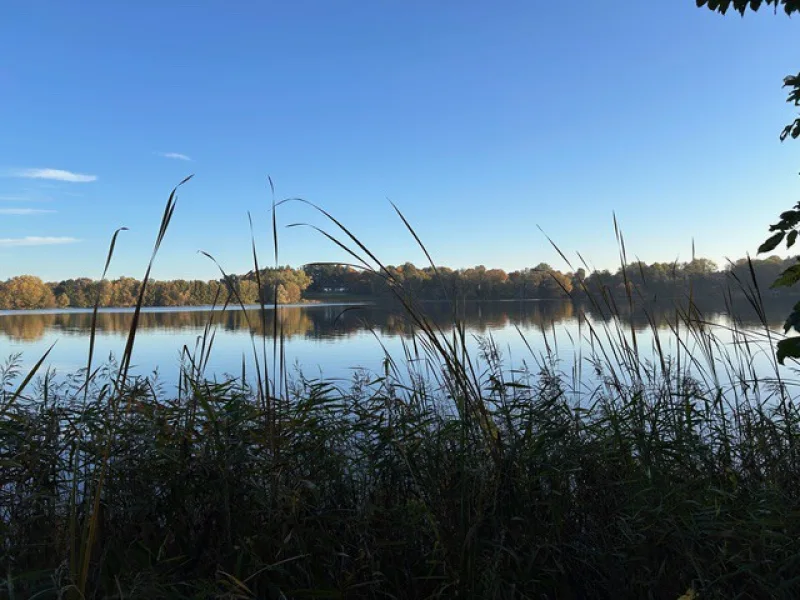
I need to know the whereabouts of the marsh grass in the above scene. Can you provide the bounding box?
[3,182,800,598]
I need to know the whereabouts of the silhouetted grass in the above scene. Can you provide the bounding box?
[2,182,800,599]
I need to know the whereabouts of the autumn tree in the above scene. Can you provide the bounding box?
[0,276,57,309]
[111,277,140,306]
[244,267,312,304]
[239,280,260,305]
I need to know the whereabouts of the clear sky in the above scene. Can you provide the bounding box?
[1,1,799,282]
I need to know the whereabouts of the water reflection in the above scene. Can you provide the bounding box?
[0,296,789,343]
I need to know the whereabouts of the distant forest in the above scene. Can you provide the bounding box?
[0,255,795,310]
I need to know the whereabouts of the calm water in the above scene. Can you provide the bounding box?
[0,298,795,390]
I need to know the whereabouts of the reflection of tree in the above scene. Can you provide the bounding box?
[315,301,580,338]
[577,295,789,331]
[0,313,56,341]
[56,311,215,335]
[0,297,789,346]
[223,307,315,339]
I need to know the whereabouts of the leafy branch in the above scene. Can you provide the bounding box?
[698,0,800,362]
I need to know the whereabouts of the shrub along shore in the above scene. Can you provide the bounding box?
[3,186,800,598]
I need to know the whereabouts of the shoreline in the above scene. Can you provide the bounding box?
[0,299,373,317]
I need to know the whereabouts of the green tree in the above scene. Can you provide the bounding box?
[53,278,94,307]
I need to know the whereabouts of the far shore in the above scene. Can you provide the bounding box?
[0,299,373,317]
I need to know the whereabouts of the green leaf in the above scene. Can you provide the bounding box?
[788,230,799,249]
[776,337,800,365]
[784,302,800,333]
[772,263,800,288]
[777,211,800,229]
[697,0,800,15]
[759,231,785,254]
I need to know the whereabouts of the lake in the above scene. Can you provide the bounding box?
[0,297,796,392]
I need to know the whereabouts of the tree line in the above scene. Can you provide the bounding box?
[0,267,312,310]
[0,255,795,310]
[304,256,795,302]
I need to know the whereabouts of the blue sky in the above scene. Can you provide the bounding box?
[1,1,799,281]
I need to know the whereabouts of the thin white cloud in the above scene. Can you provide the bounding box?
[156,152,192,161]
[0,208,55,215]
[0,194,52,203]
[0,236,78,247]
[6,168,97,183]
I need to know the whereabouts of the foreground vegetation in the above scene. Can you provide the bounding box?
[4,182,800,599]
